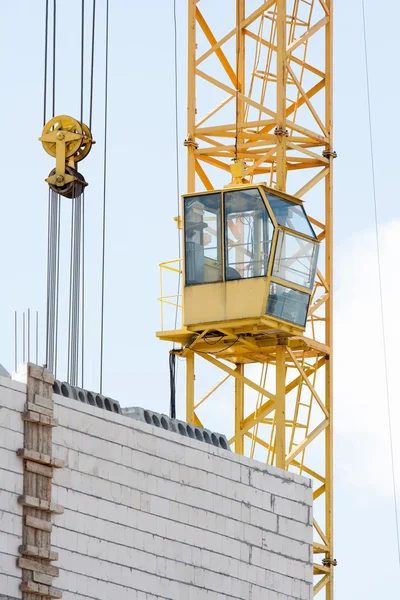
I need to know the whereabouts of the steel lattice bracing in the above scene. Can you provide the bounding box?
[161,1,334,597]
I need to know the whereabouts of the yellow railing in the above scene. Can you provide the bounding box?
[158,258,182,331]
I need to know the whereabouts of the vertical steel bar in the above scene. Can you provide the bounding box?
[23,312,26,363]
[187,0,197,192]
[14,311,17,372]
[186,351,195,423]
[275,346,286,469]
[276,0,287,192]
[235,0,245,154]
[27,308,31,363]
[55,194,61,377]
[235,363,245,454]
[36,311,39,365]
[325,1,334,597]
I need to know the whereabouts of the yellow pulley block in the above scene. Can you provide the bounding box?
[39,115,94,198]
[74,122,93,162]
[41,115,84,158]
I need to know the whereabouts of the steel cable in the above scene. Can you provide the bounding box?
[80,0,85,125]
[46,190,60,372]
[99,0,110,393]
[173,0,181,334]
[171,0,182,411]
[89,0,96,131]
[361,0,400,566]
[79,0,86,387]
[45,189,51,366]
[43,0,95,383]
[81,193,85,388]
[45,0,58,371]
[234,0,240,161]
[54,193,61,377]
[52,0,56,117]
[43,0,49,125]
[67,200,75,381]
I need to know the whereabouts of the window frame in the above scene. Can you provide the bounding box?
[265,281,312,328]
[264,191,318,240]
[223,188,275,282]
[271,228,319,292]
[183,191,223,286]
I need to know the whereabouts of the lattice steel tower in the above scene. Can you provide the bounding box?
[158,1,334,596]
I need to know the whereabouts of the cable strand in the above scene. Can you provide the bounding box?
[43,0,49,125]
[234,0,240,161]
[89,0,96,131]
[361,0,400,566]
[99,0,110,394]
[80,0,85,125]
[52,0,56,117]
[173,0,181,334]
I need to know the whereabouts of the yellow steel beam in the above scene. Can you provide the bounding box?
[183,3,335,597]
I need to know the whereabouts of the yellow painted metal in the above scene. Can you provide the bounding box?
[40,115,83,158]
[234,364,245,454]
[158,2,335,596]
[275,345,286,469]
[40,115,94,188]
[185,351,195,424]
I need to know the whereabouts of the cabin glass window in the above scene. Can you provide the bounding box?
[272,230,318,289]
[224,188,274,280]
[268,194,316,238]
[184,193,222,285]
[266,282,310,327]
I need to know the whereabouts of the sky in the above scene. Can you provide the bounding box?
[0,0,399,598]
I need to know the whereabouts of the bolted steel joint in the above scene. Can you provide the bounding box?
[184,137,199,149]
[322,557,337,567]
[274,126,289,137]
[322,149,337,159]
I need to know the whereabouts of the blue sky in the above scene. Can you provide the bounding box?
[0,1,399,597]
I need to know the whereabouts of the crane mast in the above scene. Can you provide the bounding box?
[160,0,334,597]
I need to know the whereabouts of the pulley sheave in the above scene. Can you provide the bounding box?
[47,166,87,199]
[39,114,94,198]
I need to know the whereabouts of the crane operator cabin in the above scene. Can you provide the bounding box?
[183,184,319,335]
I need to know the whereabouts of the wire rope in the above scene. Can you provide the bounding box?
[81,193,85,388]
[234,0,241,161]
[52,0,56,117]
[80,0,85,125]
[54,193,61,377]
[89,0,96,131]
[43,0,96,383]
[173,0,181,333]
[171,0,183,415]
[67,200,75,382]
[99,0,110,394]
[79,0,85,387]
[361,0,400,566]
[43,0,49,125]
[45,189,51,366]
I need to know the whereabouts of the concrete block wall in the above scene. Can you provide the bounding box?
[0,376,26,600]
[51,395,313,600]
[0,374,313,600]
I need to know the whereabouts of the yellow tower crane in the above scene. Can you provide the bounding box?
[158,1,334,596]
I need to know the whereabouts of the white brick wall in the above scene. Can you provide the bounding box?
[0,376,26,600]
[0,376,313,600]
[52,395,313,600]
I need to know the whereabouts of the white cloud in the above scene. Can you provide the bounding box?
[334,221,400,496]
